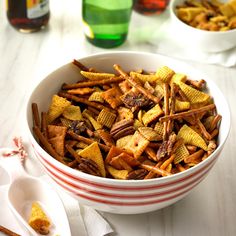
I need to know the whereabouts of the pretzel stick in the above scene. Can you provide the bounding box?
[186,79,206,90]
[33,126,65,163]
[167,83,176,135]
[144,161,163,179]
[41,112,48,139]
[140,163,171,177]
[32,103,40,128]
[0,225,21,236]
[65,144,81,163]
[148,142,161,149]
[209,114,222,132]
[113,64,162,104]
[67,159,78,168]
[62,76,123,89]
[160,154,175,170]
[144,147,157,161]
[176,163,186,172]
[178,88,189,102]
[159,104,216,122]
[67,130,110,152]
[163,83,170,141]
[72,59,89,71]
[58,92,110,111]
[184,149,205,163]
[196,118,212,140]
[210,129,219,139]
[186,145,197,154]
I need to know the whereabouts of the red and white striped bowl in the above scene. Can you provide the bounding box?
[26,52,230,214]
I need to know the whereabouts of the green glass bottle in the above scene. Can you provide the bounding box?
[82,0,133,48]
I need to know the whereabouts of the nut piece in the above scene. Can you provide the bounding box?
[110,119,135,140]
[78,158,101,176]
[127,169,148,180]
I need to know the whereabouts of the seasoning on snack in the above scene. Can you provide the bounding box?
[176,0,236,31]
[32,60,222,180]
[28,202,51,235]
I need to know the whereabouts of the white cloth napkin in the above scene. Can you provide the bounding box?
[0,174,113,236]
[130,10,236,67]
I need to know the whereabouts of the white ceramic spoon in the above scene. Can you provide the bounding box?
[0,148,71,236]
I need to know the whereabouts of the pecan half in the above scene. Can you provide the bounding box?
[110,119,135,140]
[113,127,135,140]
[156,133,177,160]
[127,169,148,180]
[78,158,101,176]
[121,91,150,108]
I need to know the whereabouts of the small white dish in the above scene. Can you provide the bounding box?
[169,0,236,52]
[0,148,71,236]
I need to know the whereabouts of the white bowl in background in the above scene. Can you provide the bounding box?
[169,0,236,52]
[26,51,230,214]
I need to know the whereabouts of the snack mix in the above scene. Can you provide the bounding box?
[32,59,221,180]
[176,0,236,31]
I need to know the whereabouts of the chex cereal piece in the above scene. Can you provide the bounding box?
[175,99,191,112]
[177,124,208,151]
[101,87,122,109]
[154,122,164,137]
[133,119,143,130]
[116,135,133,149]
[142,104,164,126]
[179,82,210,106]
[138,127,162,141]
[130,71,158,83]
[125,131,150,159]
[155,66,175,83]
[80,71,115,80]
[67,87,95,95]
[171,73,187,85]
[97,109,116,128]
[48,125,67,156]
[62,104,82,121]
[78,142,106,177]
[117,107,133,121]
[88,91,104,103]
[83,110,102,130]
[154,83,164,96]
[106,165,129,180]
[174,143,189,164]
[47,95,71,124]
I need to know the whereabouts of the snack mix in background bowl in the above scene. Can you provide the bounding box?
[26,52,230,214]
[170,0,236,52]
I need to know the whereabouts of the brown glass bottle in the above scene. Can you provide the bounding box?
[133,0,169,15]
[6,0,50,33]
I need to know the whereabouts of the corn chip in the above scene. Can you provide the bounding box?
[79,142,106,177]
[81,71,115,80]
[177,124,208,151]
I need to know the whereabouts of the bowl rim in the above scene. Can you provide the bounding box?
[26,51,231,185]
[169,0,236,35]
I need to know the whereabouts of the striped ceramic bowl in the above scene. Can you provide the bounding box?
[26,52,230,214]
